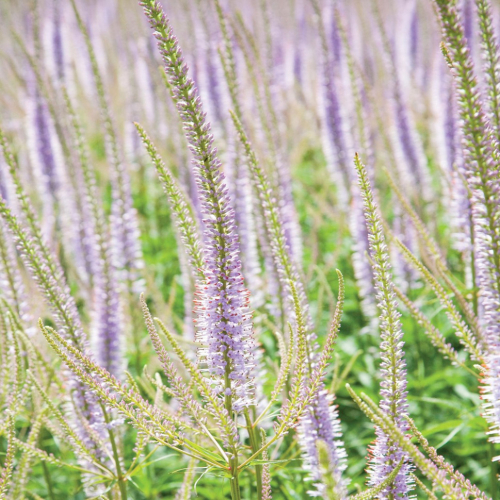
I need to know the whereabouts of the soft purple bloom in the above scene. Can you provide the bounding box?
[299,390,347,497]
[409,1,419,66]
[375,9,431,200]
[141,0,256,411]
[194,11,226,132]
[329,8,343,67]
[92,239,123,379]
[392,77,430,200]
[65,90,125,379]
[110,166,144,294]
[29,90,59,205]
[292,10,306,86]
[316,4,352,195]
[443,77,460,172]
[391,209,420,294]
[463,0,475,49]
[355,155,411,499]
[51,0,65,82]
[435,0,500,445]
[231,149,262,304]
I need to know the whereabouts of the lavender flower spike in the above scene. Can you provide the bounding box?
[354,154,411,499]
[63,87,124,379]
[231,110,347,496]
[434,0,500,447]
[141,0,256,413]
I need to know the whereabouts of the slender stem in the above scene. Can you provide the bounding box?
[127,445,159,477]
[490,442,498,500]
[102,405,128,500]
[469,206,479,316]
[229,451,241,500]
[253,400,275,429]
[222,342,241,500]
[129,290,143,375]
[238,432,282,471]
[245,409,262,498]
[42,462,56,500]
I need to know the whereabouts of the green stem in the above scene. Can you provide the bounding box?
[102,405,128,500]
[230,465,242,500]
[42,462,56,500]
[490,442,498,500]
[469,206,479,317]
[128,287,143,375]
[223,348,241,500]
[244,409,262,498]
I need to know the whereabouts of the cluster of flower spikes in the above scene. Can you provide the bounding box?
[0,128,111,497]
[434,0,500,447]
[141,0,256,412]
[231,103,348,495]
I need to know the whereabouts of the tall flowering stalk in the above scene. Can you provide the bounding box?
[140,1,257,495]
[30,89,59,204]
[225,1,303,267]
[211,3,263,300]
[0,129,120,495]
[140,0,256,414]
[374,4,431,203]
[50,0,65,82]
[231,111,347,497]
[135,123,205,340]
[25,88,58,242]
[135,123,205,280]
[228,12,294,314]
[311,0,352,197]
[354,154,411,499]
[434,0,500,446]
[476,0,500,145]
[334,8,378,324]
[70,0,144,292]
[348,387,488,500]
[350,194,378,322]
[64,89,123,380]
